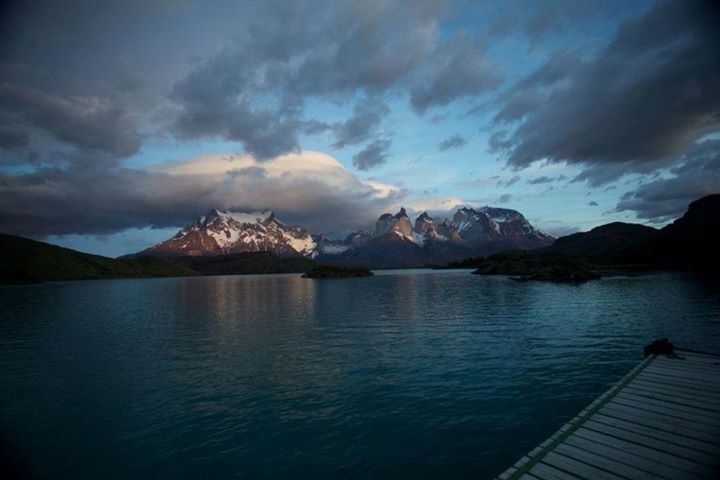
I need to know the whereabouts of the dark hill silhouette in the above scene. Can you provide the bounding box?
[543,222,657,262]
[453,194,720,279]
[649,194,720,272]
[0,233,198,284]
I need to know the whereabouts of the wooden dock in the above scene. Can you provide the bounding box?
[497,349,720,480]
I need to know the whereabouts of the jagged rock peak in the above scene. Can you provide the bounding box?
[415,212,436,235]
[375,207,413,238]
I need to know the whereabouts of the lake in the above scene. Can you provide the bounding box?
[1,270,719,479]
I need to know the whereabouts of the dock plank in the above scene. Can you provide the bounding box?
[643,365,720,386]
[622,385,720,413]
[542,451,625,480]
[495,350,720,480]
[528,462,580,480]
[583,418,720,467]
[572,427,714,478]
[611,392,720,425]
[591,413,720,456]
[633,372,720,396]
[630,378,720,402]
[652,355,720,371]
[598,404,720,444]
[676,350,720,361]
[554,442,658,480]
[613,392,720,423]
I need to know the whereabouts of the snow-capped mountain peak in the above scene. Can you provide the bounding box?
[449,206,554,244]
[140,204,554,266]
[143,209,316,257]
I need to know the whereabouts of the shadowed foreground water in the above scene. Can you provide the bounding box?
[1,270,719,479]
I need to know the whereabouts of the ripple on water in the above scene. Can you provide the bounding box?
[0,271,719,479]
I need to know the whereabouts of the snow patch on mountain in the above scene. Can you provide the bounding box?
[141,204,554,264]
[142,209,316,257]
[218,210,273,225]
[282,230,316,256]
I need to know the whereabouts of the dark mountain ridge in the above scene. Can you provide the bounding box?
[542,222,658,263]
[460,194,720,278]
[646,194,720,272]
[0,233,197,284]
[546,195,720,270]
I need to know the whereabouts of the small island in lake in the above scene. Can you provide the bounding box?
[470,251,601,283]
[302,265,374,278]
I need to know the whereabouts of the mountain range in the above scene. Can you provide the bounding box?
[1,194,718,284]
[139,205,555,268]
[456,194,720,276]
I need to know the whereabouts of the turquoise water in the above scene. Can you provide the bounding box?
[1,270,719,479]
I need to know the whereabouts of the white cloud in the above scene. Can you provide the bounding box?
[154,151,408,232]
[403,195,470,214]
[0,150,409,237]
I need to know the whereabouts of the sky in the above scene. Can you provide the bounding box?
[0,0,718,257]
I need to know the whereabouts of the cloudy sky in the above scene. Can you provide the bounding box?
[1,0,718,257]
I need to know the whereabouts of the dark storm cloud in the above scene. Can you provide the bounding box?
[588,201,599,206]
[6,0,715,241]
[514,49,582,91]
[527,175,566,185]
[498,193,512,204]
[0,167,213,236]
[1,0,505,165]
[409,33,502,114]
[483,0,636,46]
[494,0,720,183]
[516,1,632,46]
[161,0,505,160]
[168,2,503,158]
[288,1,444,95]
[352,139,392,171]
[484,50,581,124]
[523,5,558,41]
[438,134,467,152]
[492,91,544,124]
[0,0,198,167]
[616,139,720,221]
[170,91,303,161]
[332,100,389,149]
[0,0,511,238]
[0,129,28,150]
[497,175,520,188]
[0,84,142,159]
[488,130,511,153]
[0,159,406,236]
[487,14,516,37]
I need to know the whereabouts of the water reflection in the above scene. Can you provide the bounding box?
[0,271,719,479]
